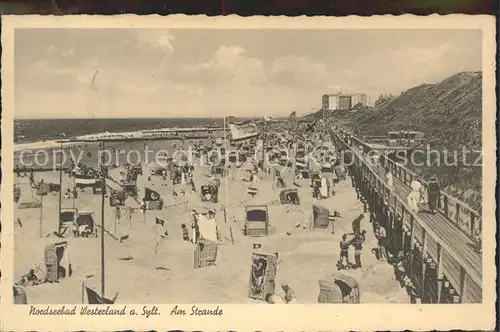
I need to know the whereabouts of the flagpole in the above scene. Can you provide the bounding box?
[72,175,76,210]
[261,135,265,173]
[81,281,85,304]
[129,207,132,232]
[100,140,106,298]
[155,223,159,255]
[114,209,117,235]
[58,140,63,235]
[39,194,43,238]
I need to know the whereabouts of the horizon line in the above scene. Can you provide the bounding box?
[14,115,294,120]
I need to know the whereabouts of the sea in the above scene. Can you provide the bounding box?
[12,117,254,173]
[14,118,230,143]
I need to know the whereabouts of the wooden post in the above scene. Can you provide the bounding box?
[400,220,406,260]
[420,229,427,300]
[437,243,443,303]
[470,213,476,238]
[429,262,437,303]
[459,267,468,303]
[409,215,415,278]
[443,196,449,217]
[442,281,450,303]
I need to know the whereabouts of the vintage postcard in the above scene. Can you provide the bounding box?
[1,15,496,331]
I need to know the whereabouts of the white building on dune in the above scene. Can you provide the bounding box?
[322,93,368,111]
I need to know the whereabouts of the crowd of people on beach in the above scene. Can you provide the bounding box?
[12,115,483,305]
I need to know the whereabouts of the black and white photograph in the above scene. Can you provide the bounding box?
[0,15,496,331]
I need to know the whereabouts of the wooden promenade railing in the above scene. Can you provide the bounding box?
[330,128,482,303]
[338,128,482,241]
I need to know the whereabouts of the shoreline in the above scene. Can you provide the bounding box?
[14,140,75,152]
[14,126,227,153]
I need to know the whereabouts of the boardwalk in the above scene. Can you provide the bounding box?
[331,127,482,303]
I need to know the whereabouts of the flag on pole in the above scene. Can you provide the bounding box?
[84,286,117,304]
[155,217,165,227]
[161,229,169,239]
[36,183,50,196]
[247,187,258,196]
[75,174,97,188]
[228,122,260,142]
[295,160,307,169]
[144,187,161,201]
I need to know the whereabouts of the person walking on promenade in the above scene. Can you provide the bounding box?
[385,167,394,194]
[407,176,422,212]
[426,177,440,214]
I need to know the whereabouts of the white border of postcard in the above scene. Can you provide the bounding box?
[1,14,497,331]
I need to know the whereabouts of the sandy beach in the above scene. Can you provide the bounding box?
[13,136,409,304]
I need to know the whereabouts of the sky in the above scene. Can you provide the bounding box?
[14,29,482,119]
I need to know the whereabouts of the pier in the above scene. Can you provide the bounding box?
[331,127,482,303]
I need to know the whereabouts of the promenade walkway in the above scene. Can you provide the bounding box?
[331,127,482,303]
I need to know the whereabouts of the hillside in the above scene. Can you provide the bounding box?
[326,72,483,210]
[349,71,482,150]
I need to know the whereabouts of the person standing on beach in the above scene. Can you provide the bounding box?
[181,224,190,242]
[374,223,387,261]
[29,171,35,186]
[339,234,351,269]
[352,214,364,235]
[282,284,296,303]
[140,199,147,214]
[352,230,366,269]
[191,210,198,244]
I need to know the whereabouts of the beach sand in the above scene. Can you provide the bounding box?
[13,140,410,304]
